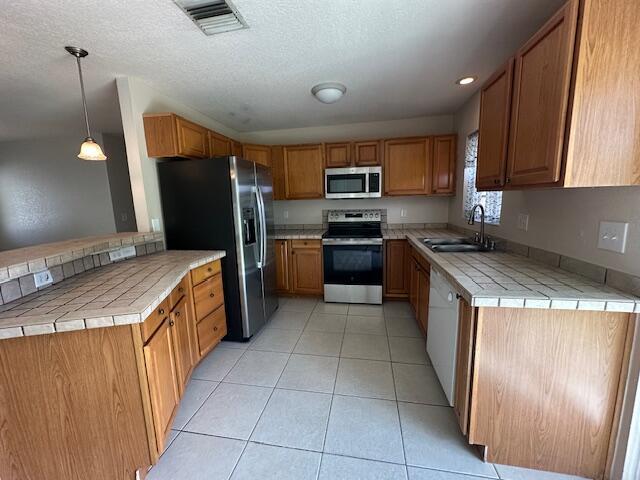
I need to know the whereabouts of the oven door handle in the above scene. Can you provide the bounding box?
[322,238,383,245]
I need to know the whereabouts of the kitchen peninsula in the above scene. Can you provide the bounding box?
[0,234,227,480]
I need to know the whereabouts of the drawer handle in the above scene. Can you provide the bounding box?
[209,292,215,298]
[207,267,213,272]
[158,308,165,315]
[213,326,218,332]
[175,311,181,317]
[178,287,184,293]
[169,320,175,327]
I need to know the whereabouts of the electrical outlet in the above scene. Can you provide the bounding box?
[517,213,529,231]
[33,269,53,289]
[400,208,407,218]
[283,210,289,219]
[108,246,137,262]
[598,221,628,254]
[151,218,161,232]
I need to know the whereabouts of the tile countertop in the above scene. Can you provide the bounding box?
[0,232,164,282]
[0,250,226,340]
[273,228,459,240]
[406,233,640,313]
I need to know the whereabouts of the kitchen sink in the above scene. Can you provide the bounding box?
[421,237,494,253]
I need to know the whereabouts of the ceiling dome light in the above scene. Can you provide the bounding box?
[456,76,477,85]
[65,46,107,161]
[311,82,347,104]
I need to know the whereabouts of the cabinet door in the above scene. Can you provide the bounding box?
[417,267,430,335]
[384,240,408,297]
[275,240,290,293]
[354,141,381,166]
[325,143,351,167]
[231,141,243,157]
[454,298,475,435]
[409,258,419,316]
[477,59,514,190]
[432,135,457,194]
[284,145,324,199]
[271,146,286,200]
[291,240,323,294]
[143,318,180,454]
[196,305,227,357]
[506,0,579,187]
[209,131,232,157]
[175,116,208,158]
[384,137,432,195]
[170,296,195,394]
[193,274,224,321]
[243,144,272,167]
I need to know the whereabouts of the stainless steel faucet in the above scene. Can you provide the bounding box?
[468,204,485,246]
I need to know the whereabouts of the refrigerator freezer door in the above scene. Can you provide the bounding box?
[230,157,267,336]
[255,164,279,320]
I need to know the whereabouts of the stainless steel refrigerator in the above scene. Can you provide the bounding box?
[157,156,278,341]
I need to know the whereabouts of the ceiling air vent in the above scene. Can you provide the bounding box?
[175,0,248,36]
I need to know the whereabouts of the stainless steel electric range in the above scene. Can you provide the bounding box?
[322,209,383,304]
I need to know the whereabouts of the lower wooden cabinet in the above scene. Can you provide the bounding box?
[143,317,180,454]
[417,266,430,335]
[453,297,475,435]
[409,255,419,314]
[276,239,323,295]
[408,247,430,336]
[196,305,227,357]
[170,296,195,394]
[384,240,409,298]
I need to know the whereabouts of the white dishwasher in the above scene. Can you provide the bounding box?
[427,268,460,406]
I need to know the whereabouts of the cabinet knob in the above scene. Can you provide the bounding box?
[506,177,511,184]
[169,320,175,327]
[208,267,213,272]
[210,292,215,298]
[494,179,499,184]
[178,287,184,293]
[176,311,181,317]
[213,326,218,332]
[158,308,165,315]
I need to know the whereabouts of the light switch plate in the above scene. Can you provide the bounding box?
[109,246,137,262]
[517,213,529,231]
[33,269,53,289]
[598,221,628,253]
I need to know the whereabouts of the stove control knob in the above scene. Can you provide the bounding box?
[375,212,379,218]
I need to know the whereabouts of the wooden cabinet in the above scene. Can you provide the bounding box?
[196,305,227,357]
[409,256,419,315]
[325,142,351,167]
[384,137,432,195]
[354,141,381,166]
[143,113,209,159]
[506,0,578,187]
[231,140,243,157]
[191,260,226,358]
[417,266,430,335]
[384,240,409,298]
[477,59,514,190]
[143,317,180,454]
[453,297,475,435]
[283,145,324,199]
[275,240,290,293]
[271,146,286,200]
[170,296,195,394]
[243,144,271,167]
[408,248,430,336]
[209,130,232,157]
[290,240,323,295]
[432,135,456,194]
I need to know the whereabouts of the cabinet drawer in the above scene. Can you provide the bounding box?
[169,276,189,310]
[191,260,221,286]
[197,305,227,356]
[193,274,224,321]
[291,239,320,249]
[141,297,170,343]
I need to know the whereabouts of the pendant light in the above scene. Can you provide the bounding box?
[65,46,107,161]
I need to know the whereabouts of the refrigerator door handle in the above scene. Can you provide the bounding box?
[256,186,268,269]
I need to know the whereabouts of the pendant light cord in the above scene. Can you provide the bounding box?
[75,56,92,139]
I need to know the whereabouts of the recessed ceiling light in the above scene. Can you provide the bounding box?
[456,76,477,85]
[311,83,347,104]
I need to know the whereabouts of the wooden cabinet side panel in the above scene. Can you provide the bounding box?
[275,240,290,293]
[469,307,629,479]
[417,268,430,335]
[143,114,177,158]
[0,326,151,480]
[453,300,476,435]
[506,0,579,187]
[564,0,640,187]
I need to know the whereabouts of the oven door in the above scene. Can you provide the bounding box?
[325,170,368,199]
[322,240,383,285]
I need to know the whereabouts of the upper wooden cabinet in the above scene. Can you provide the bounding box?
[144,113,209,159]
[477,59,514,190]
[271,146,286,200]
[209,131,232,157]
[243,144,271,167]
[354,141,381,166]
[283,144,324,199]
[507,0,578,187]
[478,0,639,190]
[325,142,351,167]
[384,137,432,195]
[432,135,457,194]
[231,140,243,157]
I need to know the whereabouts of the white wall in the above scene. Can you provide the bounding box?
[449,92,640,276]
[0,134,117,249]
[274,196,450,225]
[116,77,242,232]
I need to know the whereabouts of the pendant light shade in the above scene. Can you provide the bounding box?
[65,46,107,161]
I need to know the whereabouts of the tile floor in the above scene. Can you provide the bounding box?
[148,297,588,480]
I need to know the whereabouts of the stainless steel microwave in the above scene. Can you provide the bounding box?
[324,166,382,199]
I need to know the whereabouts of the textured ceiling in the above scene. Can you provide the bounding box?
[0,0,565,140]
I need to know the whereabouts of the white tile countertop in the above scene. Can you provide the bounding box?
[273,227,459,240]
[274,229,325,239]
[406,233,640,313]
[0,250,226,340]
